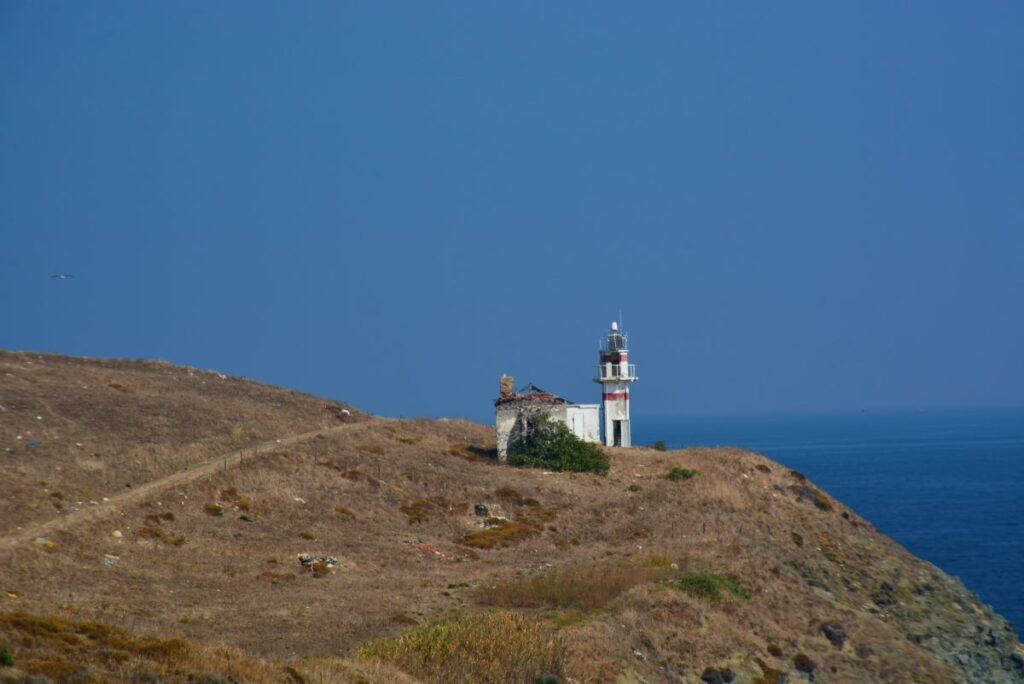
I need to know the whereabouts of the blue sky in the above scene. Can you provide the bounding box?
[2,2,1022,421]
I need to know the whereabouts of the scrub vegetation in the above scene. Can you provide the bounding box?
[665,466,699,481]
[356,611,564,684]
[0,350,1018,684]
[508,417,609,474]
[475,556,676,612]
[668,573,752,602]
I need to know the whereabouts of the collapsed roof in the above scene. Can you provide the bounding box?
[495,382,569,407]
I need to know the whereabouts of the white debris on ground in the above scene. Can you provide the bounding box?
[297,554,340,568]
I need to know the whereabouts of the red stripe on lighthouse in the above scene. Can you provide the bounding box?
[603,392,629,400]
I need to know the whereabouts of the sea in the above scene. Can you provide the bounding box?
[633,407,1024,634]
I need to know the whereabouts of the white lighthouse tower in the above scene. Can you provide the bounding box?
[594,321,637,446]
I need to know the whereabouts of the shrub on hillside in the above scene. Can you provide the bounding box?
[791,484,833,512]
[138,525,186,546]
[508,417,609,475]
[668,573,751,602]
[457,521,537,549]
[651,440,668,451]
[356,610,564,684]
[665,467,698,481]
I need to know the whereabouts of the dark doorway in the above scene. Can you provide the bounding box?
[613,420,622,447]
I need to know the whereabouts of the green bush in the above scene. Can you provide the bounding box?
[651,440,668,451]
[508,417,609,475]
[0,643,13,667]
[668,573,751,602]
[665,467,698,481]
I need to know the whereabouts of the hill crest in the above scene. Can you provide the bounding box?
[0,350,1021,683]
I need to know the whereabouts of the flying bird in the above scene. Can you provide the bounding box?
[50,274,74,280]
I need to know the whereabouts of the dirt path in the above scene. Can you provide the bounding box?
[0,420,368,552]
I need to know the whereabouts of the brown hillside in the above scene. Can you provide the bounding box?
[1,351,1021,684]
[0,350,362,533]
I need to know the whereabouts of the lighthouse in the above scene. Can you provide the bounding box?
[594,321,637,447]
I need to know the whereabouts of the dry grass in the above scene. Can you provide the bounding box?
[357,610,564,684]
[494,485,528,505]
[0,354,999,684]
[258,571,296,585]
[0,349,361,532]
[144,511,175,524]
[456,521,538,549]
[791,483,834,512]
[0,610,418,683]
[448,444,480,461]
[475,557,674,612]
[400,496,464,523]
[447,443,498,462]
[0,612,236,681]
[137,525,186,546]
[296,656,422,684]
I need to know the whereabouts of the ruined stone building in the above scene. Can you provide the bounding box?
[495,321,638,459]
[494,376,599,461]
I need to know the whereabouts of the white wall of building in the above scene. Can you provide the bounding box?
[495,403,521,462]
[496,402,601,461]
[565,404,600,443]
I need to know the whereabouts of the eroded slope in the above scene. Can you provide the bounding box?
[1,354,1022,684]
[0,350,361,532]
